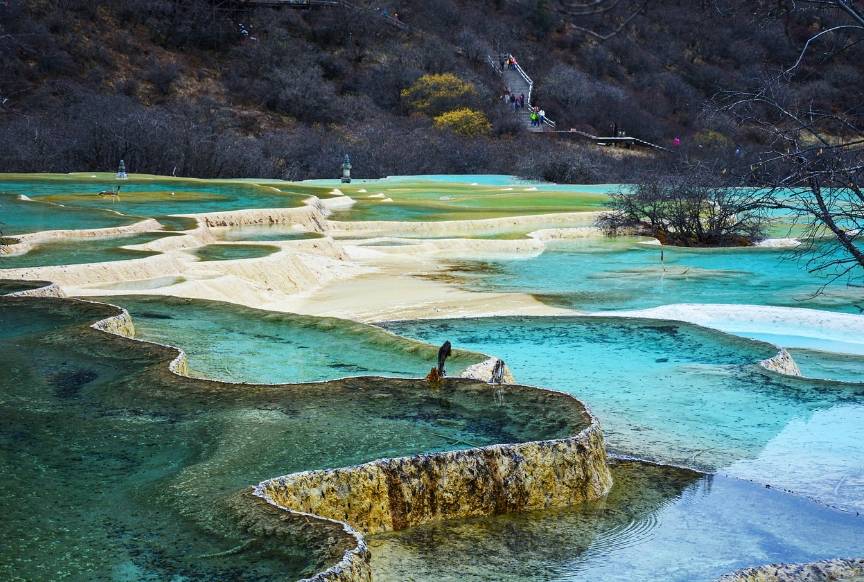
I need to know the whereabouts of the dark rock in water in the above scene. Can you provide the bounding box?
[437,341,452,376]
[51,369,98,398]
[655,358,669,363]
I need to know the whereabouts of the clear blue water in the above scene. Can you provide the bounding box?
[370,460,864,582]
[383,316,864,512]
[0,191,134,235]
[0,179,308,218]
[306,174,623,192]
[108,295,483,384]
[449,239,864,314]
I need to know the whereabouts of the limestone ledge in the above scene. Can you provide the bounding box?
[5,282,66,298]
[718,558,864,581]
[187,200,329,232]
[759,348,802,377]
[255,401,612,536]
[459,357,516,384]
[85,300,190,376]
[327,211,601,239]
[87,303,136,338]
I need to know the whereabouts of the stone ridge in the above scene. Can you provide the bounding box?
[256,418,611,535]
[5,281,66,298]
[717,558,864,581]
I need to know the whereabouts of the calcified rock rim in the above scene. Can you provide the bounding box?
[717,558,864,581]
[1,281,610,582]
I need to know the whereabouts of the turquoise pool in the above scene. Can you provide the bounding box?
[0,231,181,269]
[383,316,864,513]
[0,178,315,235]
[107,295,483,383]
[447,238,864,314]
[0,296,534,581]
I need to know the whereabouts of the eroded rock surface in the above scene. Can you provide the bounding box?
[760,349,802,377]
[256,395,611,536]
[718,558,864,581]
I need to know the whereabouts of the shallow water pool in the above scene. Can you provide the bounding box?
[447,239,864,314]
[108,295,484,383]
[0,296,537,581]
[0,231,181,269]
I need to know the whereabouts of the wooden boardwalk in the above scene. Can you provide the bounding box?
[489,54,555,133]
[489,53,668,151]
[556,129,670,152]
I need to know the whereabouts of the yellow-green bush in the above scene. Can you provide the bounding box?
[401,73,478,115]
[433,108,491,136]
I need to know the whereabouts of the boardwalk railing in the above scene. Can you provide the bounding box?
[488,53,556,129]
[556,129,670,152]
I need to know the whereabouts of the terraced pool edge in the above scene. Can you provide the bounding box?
[1,282,613,581]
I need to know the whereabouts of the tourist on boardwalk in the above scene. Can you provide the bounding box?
[539,109,546,125]
[518,93,525,108]
[673,136,681,147]
[530,110,539,127]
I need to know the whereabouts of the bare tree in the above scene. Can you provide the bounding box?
[597,167,772,246]
[715,0,864,282]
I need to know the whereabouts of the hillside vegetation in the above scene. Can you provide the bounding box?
[1,0,861,181]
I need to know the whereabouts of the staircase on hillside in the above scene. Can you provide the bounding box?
[489,54,555,133]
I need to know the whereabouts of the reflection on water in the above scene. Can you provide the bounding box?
[1,296,549,580]
[109,295,484,383]
[370,460,864,582]
[384,317,864,512]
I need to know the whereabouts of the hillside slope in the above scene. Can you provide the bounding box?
[1,0,860,180]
